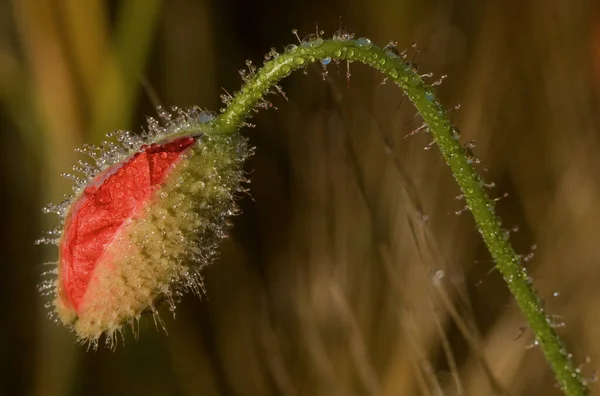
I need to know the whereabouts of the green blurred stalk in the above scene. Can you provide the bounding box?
[88,0,162,142]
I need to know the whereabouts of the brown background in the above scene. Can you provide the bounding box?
[1,0,599,395]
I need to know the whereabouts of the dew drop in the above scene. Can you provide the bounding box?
[355,37,372,47]
[84,186,98,196]
[95,190,112,205]
[332,29,354,41]
[134,190,144,201]
[285,44,297,52]
[451,126,461,140]
[425,89,435,101]
[308,38,323,47]
[321,57,331,65]
[302,33,317,42]
[302,34,323,48]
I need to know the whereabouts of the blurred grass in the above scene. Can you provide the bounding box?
[1,0,599,395]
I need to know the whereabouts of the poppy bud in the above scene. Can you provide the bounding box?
[39,107,251,347]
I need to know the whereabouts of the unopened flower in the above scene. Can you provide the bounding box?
[39,107,251,347]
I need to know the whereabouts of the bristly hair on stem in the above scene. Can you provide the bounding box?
[199,32,588,396]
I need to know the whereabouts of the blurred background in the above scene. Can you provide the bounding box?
[1,0,600,395]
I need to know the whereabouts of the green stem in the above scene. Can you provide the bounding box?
[207,37,588,396]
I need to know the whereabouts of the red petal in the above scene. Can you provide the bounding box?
[59,137,196,313]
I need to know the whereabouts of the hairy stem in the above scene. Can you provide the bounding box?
[207,37,588,395]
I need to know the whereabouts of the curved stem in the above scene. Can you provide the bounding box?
[208,37,588,396]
